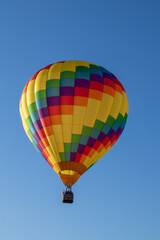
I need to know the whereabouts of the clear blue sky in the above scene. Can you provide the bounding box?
[0,0,160,239]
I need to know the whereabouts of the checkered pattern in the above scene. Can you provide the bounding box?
[19,60,129,186]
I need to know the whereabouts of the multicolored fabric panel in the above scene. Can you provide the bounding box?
[19,60,129,186]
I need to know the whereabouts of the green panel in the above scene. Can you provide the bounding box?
[72,134,81,143]
[27,129,33,139]
[46,79,60,88]
[82,126,93,136]
[76,66,90,73]
[61,71,75,79]
[106,115,115,127]
[116,113,123,125]
[28,102,37,114]
[94,119,104,131]
[26,116,33,127]
[89,64,101,70]
[59,152,65,161]
[124,113,128,122]
[64,143,71,152]
[35,90,46,100]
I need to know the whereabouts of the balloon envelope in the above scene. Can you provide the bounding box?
[19,60,129,186]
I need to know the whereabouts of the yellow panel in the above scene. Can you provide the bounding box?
[84,99,101,127]
[72,105,86,137]
[83,156,91,168]
[61,170,75,175]
[62,60,76,72]
[47,135,61,162]
[45,146,57,164]
[76,61,90,67]
[20,108,32,143]
[97,93,114,122]
[61,115,72,124]
[27,80,36,105]
[73,106,86,115]
[123,92,129,114]
[126,95,129,114]
[119,91,128,117]
[35,69,48,91]
[21,93,30,119]
[72,125,83,134]
[48,63,63,79]
[62,125,72,142]
[73,115,85,125]
[52,125,64,152]
[109,91,122,119]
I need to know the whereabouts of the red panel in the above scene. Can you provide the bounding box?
[83,146,91,155]
[114,78,125,91]
[90,81,103,92]
[74,87,89,97]
[48,106,61,115]
[93,140,101,150]
[103,136,110,146]
[38,140,45,150]
[41,116,51,127]
[104,78,115,88]
[37,128,46,139]
[60,96,74,105]
[75,153,82,162]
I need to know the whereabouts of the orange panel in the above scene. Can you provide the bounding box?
[103,85,115,97]
[50,115,61,125]
[61,105,73,115]
[89,89,102,100]
[74,96,88,106]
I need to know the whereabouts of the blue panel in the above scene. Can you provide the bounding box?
[65,152,71,161]
[90,128,100,139]
[29,124,36,135]
[46,87,60,97]
[79,135,89,145]
[102,124,111,135]
[112,121,120,132]
[60,78,75,87]
[90,68,103,77]
[36,99,47,110]
[120,120,126,130]
[75,71,90,80]
[31,111,39,122]
[71,143,79,152]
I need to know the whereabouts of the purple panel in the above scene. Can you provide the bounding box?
[34,133,41,143]
[60,87,74,96]
[37,144,43,153]
[103,72,114,81]
[75,79,90,88]
[90,74,103,84]
[97,132,106,143]
[107,128,115,139]
[87,137,96,147]
[77,144,85,154]
[47,96,60,106]
[116,127,122,136]
[38,108,49,119]
[34,119,42,131]
[70,152,76,161]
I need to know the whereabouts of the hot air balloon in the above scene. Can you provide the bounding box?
[19,60,128,203]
